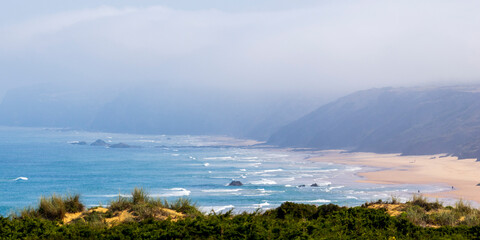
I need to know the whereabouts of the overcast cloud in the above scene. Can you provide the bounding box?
[1,1,480,98]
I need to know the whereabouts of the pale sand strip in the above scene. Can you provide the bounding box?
[309,150,480,203]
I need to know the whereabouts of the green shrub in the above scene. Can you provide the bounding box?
[165,198,201,216]
[6,199,480,239]
[404,205,427,226]
[430,211,457,226]
[317,203,344,217]
[461,213,480,226]
[83,211,105,224]
[64,194,85,213]
[270,202,318,219]
[109,196,132,212]
[455,200,474,215]
[409,194,442,211]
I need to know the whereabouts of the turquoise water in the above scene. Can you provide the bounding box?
[0,127,447,215]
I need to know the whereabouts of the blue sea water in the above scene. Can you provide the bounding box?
[0,127,448,216]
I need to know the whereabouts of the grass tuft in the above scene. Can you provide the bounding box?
[132,188,148,205]
[19,207,41,219]
[109,196,132,212]
[38,194,66,221]
[165,198,201,216]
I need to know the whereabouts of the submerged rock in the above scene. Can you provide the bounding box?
[297,184,306,188]
[228,181,243,186]
[91,139,109,147]
[70,141,87,145]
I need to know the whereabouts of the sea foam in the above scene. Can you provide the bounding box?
[151,188,191,197]
[13,177,28,181]
[201,189,242,193]
[200,205,235,213]
[250,179,277,185]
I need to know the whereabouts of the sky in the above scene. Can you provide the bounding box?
[1,0,480,100]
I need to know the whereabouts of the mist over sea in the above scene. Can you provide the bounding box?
[0,127,448,215]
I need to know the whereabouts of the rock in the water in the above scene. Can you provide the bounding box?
[297,184,306,188]
[311,183,319,187]
[110,143,131,148]
[91,139,109,147]
[70,141,87,145]
[228,181,243,186]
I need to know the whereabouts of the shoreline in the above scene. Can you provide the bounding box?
[308,150,480,205]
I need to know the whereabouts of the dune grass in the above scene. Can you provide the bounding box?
[38,194,66,220]
[131,187,149,205]
[16,194,85,220]
[107,187,200,221]
[109,195,132,212]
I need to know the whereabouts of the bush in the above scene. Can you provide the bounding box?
[317,203,344,217]
[455,200,474,215]
[64,194,85,213]
[270,202,319,219]
[404,205,427,226]
[6,198,480,239]
[430,211,457,226]
[165,198,201,216]
[409,195,442,211]
[461,213,480,226]
[109,196,132,212]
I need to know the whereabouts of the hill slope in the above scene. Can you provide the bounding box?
[268,86,480,159]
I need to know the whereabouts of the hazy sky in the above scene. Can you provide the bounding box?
[1,0,480,99]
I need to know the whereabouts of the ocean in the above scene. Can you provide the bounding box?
[0,127,448,216]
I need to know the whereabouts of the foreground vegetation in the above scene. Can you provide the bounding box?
[2,190,480,239]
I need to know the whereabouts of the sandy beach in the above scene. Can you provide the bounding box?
[310,150,480,204]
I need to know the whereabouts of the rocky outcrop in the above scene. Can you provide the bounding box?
[110,143,131,148]
[228,181,243,186]
[90,139,110,147]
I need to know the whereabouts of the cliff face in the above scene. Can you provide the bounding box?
[268,86,480,159]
